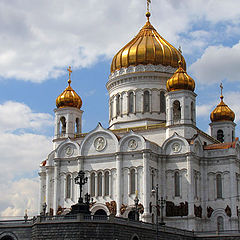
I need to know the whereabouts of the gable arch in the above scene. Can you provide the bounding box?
[162,132,190,155]
[56,138,80,158]
[119,131,146,152]
[0,232,18,240]
[80,123,119,156]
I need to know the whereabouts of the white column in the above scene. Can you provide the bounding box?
[102,172,105,197]
[45,168,50,213]
[38,171,46,213]
[128,169,131,195]
[142,151,151,222]
[116,153,123,216]
[53,160,60,214]
[187,155,194,217]
[95,173,98,197]
[109,171,112,198]
[87,172,91,197]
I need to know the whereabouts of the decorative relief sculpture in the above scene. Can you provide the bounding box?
[166,201,188,217]
[225,205,232,217]
[172,142,181,153]
[65,145,74,157]
[94,137,106,151]
[128,139,137,150]
[207,206,214,218]
[194,204,202,218]
[137,203,144,214]
[106,201,117,215]
[120,204,127,215]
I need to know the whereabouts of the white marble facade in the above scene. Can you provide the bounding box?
[39,62,240,232]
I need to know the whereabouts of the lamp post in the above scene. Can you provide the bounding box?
[152,184,166,239]
[75,170,88,203]
[134,194,139,221]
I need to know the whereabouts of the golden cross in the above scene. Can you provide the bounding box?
[147,0,151,12]
[220,83,223,96]
[67,66,72,80]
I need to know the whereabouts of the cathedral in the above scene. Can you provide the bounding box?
[39,9,240,232]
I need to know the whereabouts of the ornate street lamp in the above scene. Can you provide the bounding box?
[75,170,88,203]
[134,194,140,221]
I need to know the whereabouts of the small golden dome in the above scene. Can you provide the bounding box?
[166,61,195,92]
[210,86,235,122]
[56,67,82,109]
[111,16,186,73]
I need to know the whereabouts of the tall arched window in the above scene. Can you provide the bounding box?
[129,92,134,113]
[60,116,66,135]
[110,101,113,119]
[130,169,136,194]
[191,102,194,122]
[151,170,154,190]
[160,91,166,113]
[75,118,80,134]
[217,216,224,231]
[216,174,222,198]
[217,130,224,143]
[66,175,71,198]
[173,100,181,123]
[143,91,150,112]
[194,174,198,198]
[116,94,120,116]
[98,172,102,196]
[232,130,235,142]
[91,173,95,197]
[174,171,180,197]
[104,171,109,196]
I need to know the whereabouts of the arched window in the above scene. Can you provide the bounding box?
[129,92,134,113]
[110,101,113,119]
[60,116,66,135]
[194,174,198,198]
[174,171,180,197]
[217,216,224,231]
[173,100,181,123]
[66,175,71,199]
[151,170,154,190]
[91,173,95,197]
[217,130,224,143]
[75,118,80,134]
[232,130,235,142]
[160,91,166,113]
[143,91,150,112]
[98,172,102,196]
[104,171,109,196]
[116,94,120,116]
[1,236,15,240]
[130,169,136,194]
[191,102,194,122]
[216,174,222,198]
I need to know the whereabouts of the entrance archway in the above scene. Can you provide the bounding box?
[94,209,107,216]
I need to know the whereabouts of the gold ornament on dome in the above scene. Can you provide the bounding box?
[210,83,235,122]
[111,5,186,73]
[56,66,82,109]
[166,60,195,92]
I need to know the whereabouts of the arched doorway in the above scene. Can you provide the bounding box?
[94,209,107,216]
[1,236,14,240]
[128,210,139,221]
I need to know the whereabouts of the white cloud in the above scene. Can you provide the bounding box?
[190,42,240,85]
[0,101,53,133]
[0,178,39,218]
[1,0,240,82]
[0,101,52,217]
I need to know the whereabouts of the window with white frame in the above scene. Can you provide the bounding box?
[129,92,134,113]
[91,173,95,197]
[66,174,71,198]
[130,169,136,194]
[143,91,150,112]
[104,171,110,196]
[174,171,180,197]
[98,172,102,196]
[216,174,222,198]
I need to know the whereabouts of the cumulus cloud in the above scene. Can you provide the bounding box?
[190,42,240,85]
[1,0,240,82]
[0,101,52,217]
[0,101,53,133]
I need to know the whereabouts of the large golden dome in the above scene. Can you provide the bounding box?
[166,61,195,92]
[111,13,186,73]
[210,95,235,122]
[56,67,82,109]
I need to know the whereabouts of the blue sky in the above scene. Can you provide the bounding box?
[1,0,240,218]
